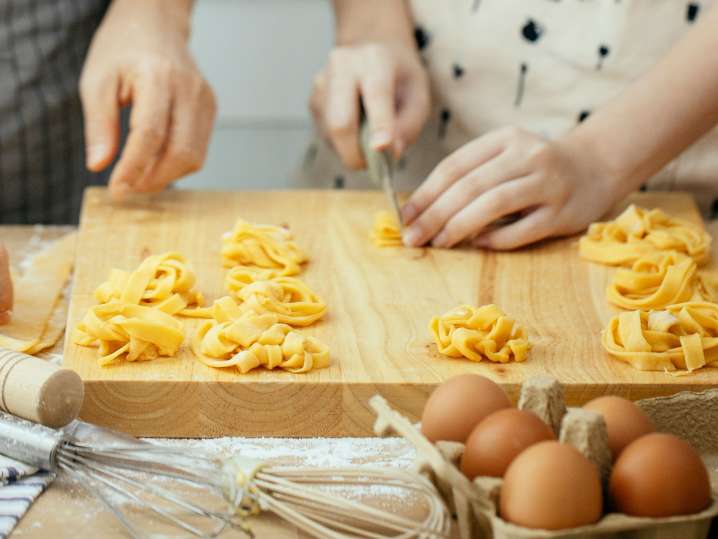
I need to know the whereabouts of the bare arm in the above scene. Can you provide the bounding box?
[568,5,718,197]
[402,7,718,250]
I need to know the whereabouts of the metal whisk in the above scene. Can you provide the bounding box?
[0,413,449,538]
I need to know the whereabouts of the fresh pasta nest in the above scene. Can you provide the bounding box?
[191,297,329,374]
[74,252,202,365]
[602,302,718,372]
[221,219,307,275]
[73,296,185,366]
[607,252,697,310]
[371,211,403,247]
[430,304,530,364]
[93,251,203,310]
[579,204,711,266]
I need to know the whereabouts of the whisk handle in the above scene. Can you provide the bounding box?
[0,412,64,470]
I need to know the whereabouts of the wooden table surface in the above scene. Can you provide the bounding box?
[4,201,718,538]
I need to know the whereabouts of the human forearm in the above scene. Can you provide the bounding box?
[332,0,415,46]
[567,5,718,198]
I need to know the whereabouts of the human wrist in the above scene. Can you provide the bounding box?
[105,0,194,41]
[562,123,645,202]
[333,0,415,49]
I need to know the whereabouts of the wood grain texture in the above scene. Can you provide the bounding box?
[63,188,718,437]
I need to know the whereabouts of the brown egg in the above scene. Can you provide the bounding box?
[461,408,555,479]
[610,433,711,517]
[421,374,511,443]
[584,396,654,458]
[500,441,603,530]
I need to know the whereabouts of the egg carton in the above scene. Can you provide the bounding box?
[369,375,718,539]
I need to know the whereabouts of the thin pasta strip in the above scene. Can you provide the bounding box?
[221,219,307,275]
[602,302,718,372]
[429,304,530,364]
[579,205,710,266]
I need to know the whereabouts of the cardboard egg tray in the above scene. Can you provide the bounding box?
[369,376,718,539]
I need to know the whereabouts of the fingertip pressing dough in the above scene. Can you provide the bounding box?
[579,205,711,266]
[606,252,697,310]
[430,304,530,363]
[221,219,307,274]
[191,303,330,374]
[0,233,77,354]
[602,302,718,372]
[74,252,201,365]
[371,211,403,247]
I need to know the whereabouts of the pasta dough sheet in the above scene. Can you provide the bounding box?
[0,233,76,354]
[429,304,530,364]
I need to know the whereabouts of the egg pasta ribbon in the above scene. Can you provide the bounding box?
[221,219,307,275]
[73,294,186,367]
[430,304,530,363]
[607,252,697,310]
[579,205,710,266]
[191,305,330,374]
[74,252,203,365]
[187,272,326,327]
[93,251,203,311]
[602,302,718,372]
[371,211,403,247]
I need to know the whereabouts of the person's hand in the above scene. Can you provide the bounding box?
[310,40,430,169]
[0,244,12,325]
[80,0,216,201]
[401,126,623,250]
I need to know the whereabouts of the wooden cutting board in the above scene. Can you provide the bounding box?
[63,187,718,437]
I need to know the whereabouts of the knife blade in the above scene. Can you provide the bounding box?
[360,120,403,228]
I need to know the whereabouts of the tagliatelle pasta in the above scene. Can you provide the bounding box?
[221,219,307,275]
[579,205,711,266]
[186,277,326,327]
[602,302,718,372]
[191,307,330,374]
[93,252,203,311]
[607,252,697,310]
[74,252,203,365]
[429,304,530,363]
[73,295,186,367]
[371,212,403,247]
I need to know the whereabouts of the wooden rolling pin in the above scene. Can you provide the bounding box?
[0,348,84,428]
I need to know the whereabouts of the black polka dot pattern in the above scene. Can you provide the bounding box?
[596,44,610,70]
[414,26,431,51]
[521,19,544,43]
[438,108,451,140]
[452,63,465,79]
[514,62,528,108]
[687,3,700,22]
[578,110,591,123]
[333,175,345,190]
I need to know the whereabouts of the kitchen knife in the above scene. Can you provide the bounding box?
[360,119,403,228]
